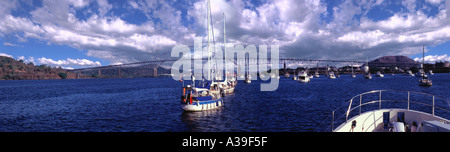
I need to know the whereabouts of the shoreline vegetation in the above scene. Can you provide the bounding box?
[0,56,76,80]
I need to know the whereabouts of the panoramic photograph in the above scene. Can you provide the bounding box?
[0,0,449,149]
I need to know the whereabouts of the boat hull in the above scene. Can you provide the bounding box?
[182,98,223,112]
[334,109,450,132]
[297,78,310,83]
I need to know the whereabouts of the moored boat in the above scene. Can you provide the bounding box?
[297,71,310,83]
[181,85,223,111]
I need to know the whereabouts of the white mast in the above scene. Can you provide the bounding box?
[207,0,212,82]
[223,12,227,82]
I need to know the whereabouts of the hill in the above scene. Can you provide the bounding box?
[0,56,76,80]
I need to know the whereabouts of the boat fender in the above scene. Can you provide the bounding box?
[181,95,186,103]
[189,93,193,104]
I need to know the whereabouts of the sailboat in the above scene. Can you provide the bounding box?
[180,0,224,111]
[314,63,320,77]
[328,71,336,79]
[419,45,432,86]
[363,58,372,79]
[244,73,251,83]
[210,12,236,95]
[244,58,251,83]
[351,61,356,78]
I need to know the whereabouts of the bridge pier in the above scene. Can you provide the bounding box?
[98,69,101,78]
[118,67,121,78]
[153,66,158,77]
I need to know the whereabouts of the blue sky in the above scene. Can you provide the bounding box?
[1,0,449,69]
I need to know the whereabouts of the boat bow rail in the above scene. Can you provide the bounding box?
[323,90,450,132]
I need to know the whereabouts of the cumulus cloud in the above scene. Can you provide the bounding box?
[414,54,450,63]
[37,57,102,67]
[1,0,450,67]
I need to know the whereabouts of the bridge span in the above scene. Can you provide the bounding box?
[68,58,365,78]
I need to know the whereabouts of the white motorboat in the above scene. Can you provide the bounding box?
[328,71,336,79]
[403,70,414,76]
[429,70,434,75]
[297,71,310,83]
[314,71,320,78]
[375,71,384,77]
[332,90,450,132]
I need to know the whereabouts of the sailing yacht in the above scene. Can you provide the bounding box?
[351,63,356,78]
[419,45,432,86]
[210,12,236,95]
[244,74,251,83]
[181,83,224,111]
[180,0,224,111]
[363,58,372,79]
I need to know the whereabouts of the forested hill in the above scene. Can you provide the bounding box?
[0,56,76,80]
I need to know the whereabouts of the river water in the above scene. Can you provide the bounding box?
[0,73,448,132]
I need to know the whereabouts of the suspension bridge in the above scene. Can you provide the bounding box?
[68,58,366,79]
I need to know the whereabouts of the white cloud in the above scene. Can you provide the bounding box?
[0,53,13,58]
[426,0,443,5]
[414,54,450,63]
[1,0,450,67]
[37,57,102,67]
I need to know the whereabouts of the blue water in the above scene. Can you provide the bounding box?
[0,73,448,132]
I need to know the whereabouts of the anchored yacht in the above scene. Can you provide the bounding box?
[297,71,310,83]
[375,71,384,77]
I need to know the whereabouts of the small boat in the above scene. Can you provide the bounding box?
[419,75,432,86]
[350,63,356,78]
[244,74,251,84]
[314,71,320,78]
[181,85,223,112]
[332,90,450,132]
[364,72,372,79]
[284,73,290,78]
[375,71,384,77]
[297,71,310,83]
[415,69,424,77]
[403,70,414,76]
[428,70,434,75]
[328,71,336,79]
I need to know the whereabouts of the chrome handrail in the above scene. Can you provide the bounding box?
[329,90,449,131]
